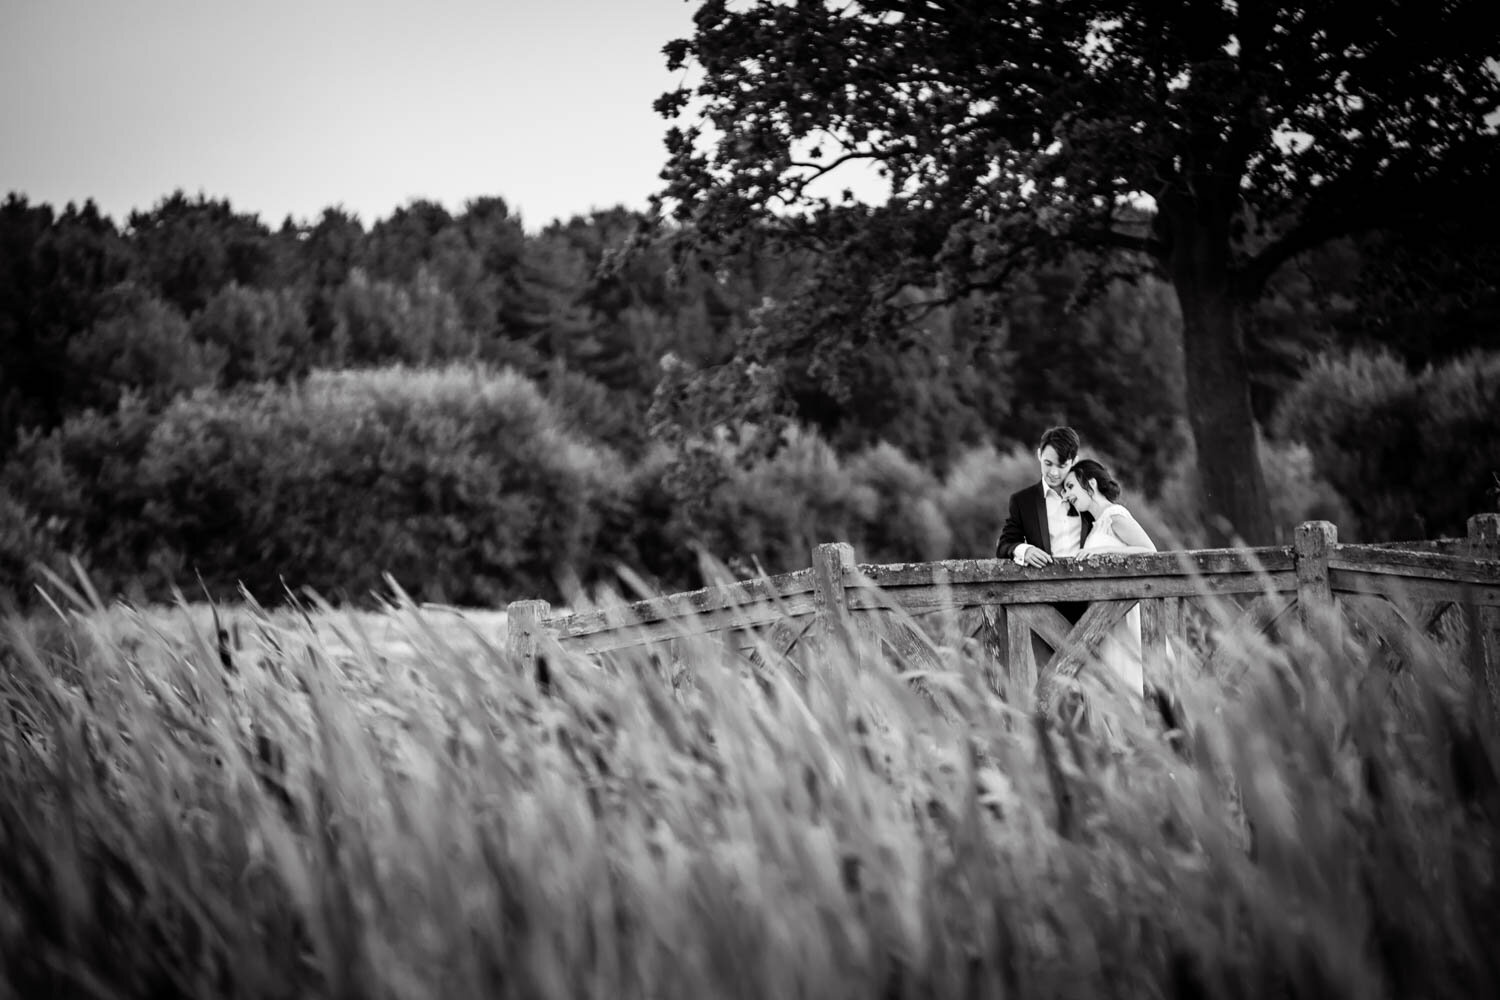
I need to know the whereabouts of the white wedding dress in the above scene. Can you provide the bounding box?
[1078,503,1154,698]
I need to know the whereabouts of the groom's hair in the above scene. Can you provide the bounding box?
[1037,426,1080,463]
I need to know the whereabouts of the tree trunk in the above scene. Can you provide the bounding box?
[1162,200,1276,546]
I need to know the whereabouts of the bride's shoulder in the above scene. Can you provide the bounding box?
[1100,502,1132,521]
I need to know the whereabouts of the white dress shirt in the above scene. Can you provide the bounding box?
[1014,482,1083,563]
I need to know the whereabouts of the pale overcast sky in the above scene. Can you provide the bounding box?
[1,0,699,231]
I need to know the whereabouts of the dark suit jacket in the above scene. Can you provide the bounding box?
[995,482,1094,559]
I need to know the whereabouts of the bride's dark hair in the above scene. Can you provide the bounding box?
[1069,459,1121,502]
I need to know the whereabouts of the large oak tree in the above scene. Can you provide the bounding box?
[653,0,1499,543]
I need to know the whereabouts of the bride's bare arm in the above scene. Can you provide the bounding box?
[1076,509,1158,560]
[1111,511,1157,552]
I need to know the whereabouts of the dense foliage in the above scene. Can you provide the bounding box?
[0,177,1494,607]
[1272,348,1500,541]
[653,0,1500,543]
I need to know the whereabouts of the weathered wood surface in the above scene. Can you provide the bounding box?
[514,523,1500,681]
[562,599,818,654]
[813,542,856,652]
[1141,595,1185,681]
[1329,570,1500,608]
[853,547,1294,587]
[1328,546,1500,587]
[1296,521,1337,628]
[506,599,551,665]
[845,571,1299,610]
[1042,600,1136,682]
[551,568,816,639]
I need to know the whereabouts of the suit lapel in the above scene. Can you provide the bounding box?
[1032,486,1051,554]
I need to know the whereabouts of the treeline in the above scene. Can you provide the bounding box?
[1,191,1494,607]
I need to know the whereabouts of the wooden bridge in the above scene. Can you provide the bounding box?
[505,515,1500,705]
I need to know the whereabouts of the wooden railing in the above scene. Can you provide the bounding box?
[506,515,1500,703]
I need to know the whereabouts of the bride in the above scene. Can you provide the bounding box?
[1059,458,1157,699]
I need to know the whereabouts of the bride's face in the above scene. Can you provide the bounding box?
[1061,473,1093,513]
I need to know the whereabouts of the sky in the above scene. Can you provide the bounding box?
[0,0,702,232]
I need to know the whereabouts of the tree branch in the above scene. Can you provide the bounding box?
[1235,209,1361,300]
[1076,226,1168,259]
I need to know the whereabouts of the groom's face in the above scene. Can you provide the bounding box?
[1038,445,1072,491]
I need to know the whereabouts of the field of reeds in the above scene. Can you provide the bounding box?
[2,564,1498,1000]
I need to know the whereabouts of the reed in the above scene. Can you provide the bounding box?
[1,566,1496,1000]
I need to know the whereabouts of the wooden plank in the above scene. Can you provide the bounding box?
[1473,605,1500,714]
[971,605,1006,695]
[1230,593,1295,638]
[1418,600,1455,634]
[1199,594,1286,677]
[1330,570,1500,608]
[1328,546,1500,586]
[552,568,817,638]
[1043,601,1135,679]
[844,571,1297,612]
[1341,593,1441,673]
[1005,607,1038,696]
[955,605,989,643]
[1023,604,1075,654]
[1366,538,1476,556]
[1140,596,1181,686]
[853,547,1294,589]
[897,604,985,650]
[563,606,819,655]
[1343,594,1421,649]
[874,614,945,671]
[556,590,818,645]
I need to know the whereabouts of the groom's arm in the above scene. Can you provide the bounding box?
[996,492,1029,560]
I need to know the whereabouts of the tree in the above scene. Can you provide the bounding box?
[191,283,312,385]
[655,0,1500,543]
[65,284,224,411]
[0,196,137,448]
[127,191,292,315]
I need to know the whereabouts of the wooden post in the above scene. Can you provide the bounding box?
[506,600,551,677]
[1140,595,1182,689]
[1005,606,1039,698]
[1468,514,1500,712]
[812,542,856,655]
[1294,521,1336,630]
[981,605,1008,696]
[1467,513,1500,559]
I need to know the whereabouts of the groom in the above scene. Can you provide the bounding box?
[995,425,1093,623]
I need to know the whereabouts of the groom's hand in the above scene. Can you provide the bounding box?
[1021,545,1052,567]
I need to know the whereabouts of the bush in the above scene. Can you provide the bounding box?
[3,365,626,606]
[1272,348,1500,540]
[65,284,224,411]
[0,487,61,604]
[1150,433,1356,548]
[713,426,874,575]
[0,394,167,601]
[137,365,622,605]
[845,442,952,562]
[935,443,1049,558]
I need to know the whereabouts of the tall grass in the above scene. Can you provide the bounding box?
[1,567,1497,1000]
